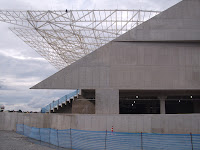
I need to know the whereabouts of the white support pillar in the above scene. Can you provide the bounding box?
[159,96,167,114]
[79,89,82,95]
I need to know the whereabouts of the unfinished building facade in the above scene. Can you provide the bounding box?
[1,0,200,115]
[29,0,200,114]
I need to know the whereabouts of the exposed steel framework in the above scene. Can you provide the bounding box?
[0,10,160,69]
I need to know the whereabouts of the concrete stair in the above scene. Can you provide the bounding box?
[41,90,80,113]
[53,94,80,113]
[53,94,95,114]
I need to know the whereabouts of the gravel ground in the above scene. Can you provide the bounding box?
[0,131,70,150]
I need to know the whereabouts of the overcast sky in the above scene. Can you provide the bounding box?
[0,0,181,112]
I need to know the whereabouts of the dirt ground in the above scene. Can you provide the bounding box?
[0,131,70,150]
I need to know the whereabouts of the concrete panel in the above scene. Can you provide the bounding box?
[91,115,107,131]
[4,113,13,130]
[70,114,78,129]
[10,113,17,131]
[117,116,129,133]
[16,113,24,125]
[182,115,193,134]
[112,116,122,132]
[50,114,59,129]
[72,100,95,114]
[3,113,10,130]
[143,115,152,133]
[61,115,71,129]
[106,115,115,132]
[82,115,92,131]
[136,115,144,133]
[32,42,200,90]
[1,113,17,131]
[191,115,199,134]
[0,112,5,130]
[95,89,119,114]
[76,115,86,130]
[128,115,137,133]
[43,113,51,128]
[23,114,31,127]
[30,113,41,128]
[55,114,71,130]
[166,115,178,134]
[198,117,200,134]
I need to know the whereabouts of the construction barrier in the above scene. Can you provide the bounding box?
[16,124,200,150]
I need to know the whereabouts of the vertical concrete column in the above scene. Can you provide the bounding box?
[79,89,82,95]
[95,89,119,114]
[159,96,167,114]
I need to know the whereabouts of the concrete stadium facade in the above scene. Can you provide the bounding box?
[32,0,200,115]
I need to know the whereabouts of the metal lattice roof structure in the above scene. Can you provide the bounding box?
[0,10,160,69]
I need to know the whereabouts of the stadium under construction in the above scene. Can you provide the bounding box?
[1,0,200,134]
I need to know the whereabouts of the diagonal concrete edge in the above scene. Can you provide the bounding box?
[30,42,111,89]
[31,0,200,89]
[114,0,200,42]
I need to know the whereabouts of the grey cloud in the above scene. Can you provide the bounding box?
[0,0,181,11]
[0,52,55,79]
[0,89,70,104]
[0,0,29,10]
[0,27,39,58]
[0,49,71,111]
[0,80,12,90]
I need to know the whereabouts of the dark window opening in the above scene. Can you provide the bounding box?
[119,90,160,114]
[166,100,193,114]
[120,100,160,114]
[119,90,200,114]
[166,96,200,114]
[81,89,95,99]
[166,100,200,114]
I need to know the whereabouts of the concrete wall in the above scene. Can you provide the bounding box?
[31,42,200,90]
[72,100,95,114]
[95,89,119,114]
[1,112,200,134]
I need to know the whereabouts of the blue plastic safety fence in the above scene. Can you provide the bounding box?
[41,89,79,113]
[16,124,200,150]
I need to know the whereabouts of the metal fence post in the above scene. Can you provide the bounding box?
[141,132,143,150]
[105,130,107,150]
[49,128,51,146]
[57,129,59,147]
[70,128,72,149]
[23,124,24,135]
[190,133,193,150]
[39,128,41,144]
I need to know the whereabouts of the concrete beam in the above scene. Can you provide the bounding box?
[95,89,119,114]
